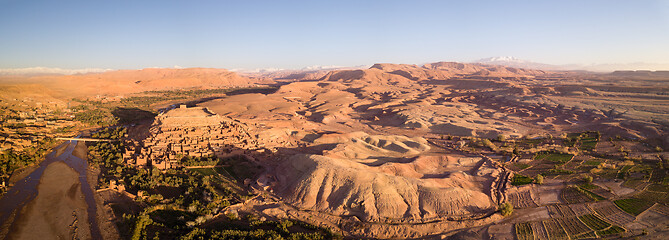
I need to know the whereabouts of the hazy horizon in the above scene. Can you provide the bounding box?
[1,1,668,71]
[3,57,669,76]
[1,2,669,239]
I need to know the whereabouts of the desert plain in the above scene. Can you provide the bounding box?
[1,62,668,239]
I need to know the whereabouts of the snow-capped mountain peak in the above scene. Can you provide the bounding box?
[472,56,562,70]
[476,56,528,63]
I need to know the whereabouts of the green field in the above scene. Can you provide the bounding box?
[511,174,534,186]
[543,219,569,240]
[543,168,575,176]
[564,134,579,147]
[593,168,618,179]
[535,152,574,164]
[636,190,669,204]
[617,165,632,179]
[582,159,601,166]
[578,214,610,231]
[579,183,598,190]
[650,168,667,183]
[622,178,644,188]
[578,134,598,151]
[596,225,625,237]
[579,187,605,201]
[189,167,225,176]
[565,131,599,151]
[561,186,594,204]
[647,184,669,192]
[579,140,597,151]
[513,162,531,170]
[614,198,654,216]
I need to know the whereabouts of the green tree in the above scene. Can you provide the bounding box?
[131,214,153,240]
[499,202,514,216]
[482,139,495,150]
[535,174,544,185]
[584,175,593,184]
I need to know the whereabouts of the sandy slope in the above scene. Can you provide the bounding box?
[0,67,255,99]
[274,133,497,222]
[194,61,668,238]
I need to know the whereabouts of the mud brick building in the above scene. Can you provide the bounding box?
[123,105,258,169]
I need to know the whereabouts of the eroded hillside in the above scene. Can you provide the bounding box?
[4,61,668,239]
[191,62,669,238]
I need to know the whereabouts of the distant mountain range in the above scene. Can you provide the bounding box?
[473,56,669,72]
[2,58,668,77]
[474,57,561,71]
[0,67,111,76]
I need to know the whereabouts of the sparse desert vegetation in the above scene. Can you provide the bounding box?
[1,1,668,239]
[1,58,668,240]
[1,61,668,239]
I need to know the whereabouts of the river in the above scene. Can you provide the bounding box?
[0,140,102,239]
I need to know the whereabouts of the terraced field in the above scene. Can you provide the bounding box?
[614,198,654,216]
[650,203,669,215]
[531,221,550,240]
[576,132,599,152]
[589,201,635,226]
[508,190,538,208]
[580,188,605,201]
[556,216,591,237]
[535,152,574,165]
[581,159,601,166]
[543,219,569,240]
[636,190,669,203]
[560,186,593,204]
[596,225,625,237]
[514,222,534,240]
[578,214,610,231]
[573,231,597,239]
[617,165,632,179]
[649,168,666,183]
[547,204,576,218]
[568,203,593,216]
[647,184,669,192]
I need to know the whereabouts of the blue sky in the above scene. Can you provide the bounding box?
[1,0,668,70]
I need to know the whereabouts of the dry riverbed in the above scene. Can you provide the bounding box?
[6,161,91,239]
[2,140,120,240]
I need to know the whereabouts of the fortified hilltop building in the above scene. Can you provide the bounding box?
[123,105,258,169]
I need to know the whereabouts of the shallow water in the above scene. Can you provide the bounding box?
[0,141,102,239]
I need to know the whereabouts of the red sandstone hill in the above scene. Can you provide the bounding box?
[318,61,550,85]
[0,62,552,99]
